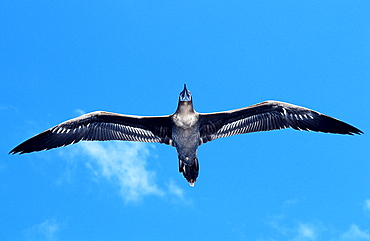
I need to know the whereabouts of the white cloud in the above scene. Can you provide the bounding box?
[267,213,369,241]
[68,141,190,204]
[167,179,185,199]
[283,199,299,208]
[267,214,322,240]
[264,217,321,241]
[79,142,164,202]
[340,224,369,241]
[24,219,59,241]
[297,223,317,240]
[166,178,193,205]
[74,108,86,115]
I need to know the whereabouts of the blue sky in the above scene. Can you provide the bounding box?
[1,1,369,240]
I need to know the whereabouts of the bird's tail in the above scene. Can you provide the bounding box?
[179,157,199,186]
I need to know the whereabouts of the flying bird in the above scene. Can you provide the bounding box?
[10,85,362,186]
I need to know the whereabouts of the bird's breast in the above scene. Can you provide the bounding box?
[172,112,199,129]
[171,112,200,151]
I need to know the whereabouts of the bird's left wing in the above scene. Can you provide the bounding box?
[198,101,362,144]
[10,111,173,154]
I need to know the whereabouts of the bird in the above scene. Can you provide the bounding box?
[10,84,362,186]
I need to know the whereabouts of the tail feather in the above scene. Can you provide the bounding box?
[179,157,199,186]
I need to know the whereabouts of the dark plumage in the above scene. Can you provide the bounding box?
[10,85,362,186]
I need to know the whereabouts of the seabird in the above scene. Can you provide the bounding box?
[10,84,362,186]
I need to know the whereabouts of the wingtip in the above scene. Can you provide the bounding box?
[9,144,27,155]
[349,127,363,135]
[356,129,364,135]
[8,150,22,155]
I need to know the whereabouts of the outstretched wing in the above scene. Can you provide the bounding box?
[199,101,362,144]
[10,111,173,154]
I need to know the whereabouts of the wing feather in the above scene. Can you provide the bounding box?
[199,101,362,144]
[10,111,173,154]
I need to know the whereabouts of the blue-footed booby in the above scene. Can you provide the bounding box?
[10,84,362,186]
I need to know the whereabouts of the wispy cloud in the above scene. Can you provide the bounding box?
[68,141,189,204]
[167,179,184,198]
[73,108,86,116]
[266,217,322,241]
[24,219,59,241]
[340,224,369,241]
[265,199,370,241]
[266,218,326,241]
[283,198,299,208]
[290,223,319,241]
[166,178,193,205]
[79,142,164,202]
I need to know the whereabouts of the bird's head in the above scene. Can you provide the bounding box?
[179,84,192,102]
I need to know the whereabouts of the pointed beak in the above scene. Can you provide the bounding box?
[180,84,192,101]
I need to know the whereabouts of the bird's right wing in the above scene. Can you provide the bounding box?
[10,111,173,154]
[198,101,362,144]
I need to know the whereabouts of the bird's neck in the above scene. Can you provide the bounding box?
[176,101,195,114]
